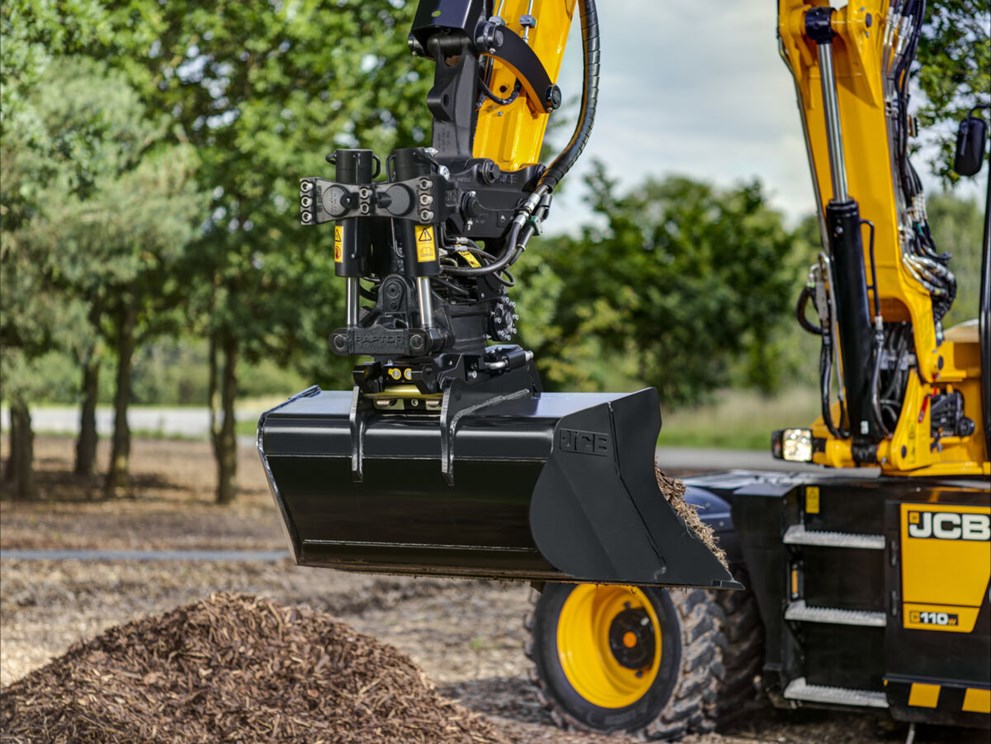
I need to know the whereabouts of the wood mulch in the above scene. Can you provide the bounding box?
[0,593,511,743]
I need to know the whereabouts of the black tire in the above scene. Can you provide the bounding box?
[525,583,721,741]
[707,569,766,728]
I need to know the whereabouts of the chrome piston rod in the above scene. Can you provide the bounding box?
[417,276,434,329]
[816,40,849,202]
[345,277,360,327]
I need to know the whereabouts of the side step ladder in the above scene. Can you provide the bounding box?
[779,503,889,710]
[785,600,887,627]
[784,678,889,709]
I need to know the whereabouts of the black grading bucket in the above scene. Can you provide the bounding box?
[258,386,738,589]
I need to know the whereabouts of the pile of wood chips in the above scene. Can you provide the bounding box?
[0,593,510,743]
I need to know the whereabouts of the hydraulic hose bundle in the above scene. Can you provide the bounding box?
[886,0,957,323]
[446,0,600,279]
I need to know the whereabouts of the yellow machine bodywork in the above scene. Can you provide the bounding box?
[473,0,577,170]
[901,502,991,634]
[778,0,989,476]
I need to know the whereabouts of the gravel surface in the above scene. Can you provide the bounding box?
[1,437,985,742]
[0,438,283,551]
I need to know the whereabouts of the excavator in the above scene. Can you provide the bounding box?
[258,0,990,739]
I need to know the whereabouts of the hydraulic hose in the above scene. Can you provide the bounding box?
[796,285,824,335]
[535,0,600,195]
[820,333,849,439]
[443,221,523,277]
[447,0,600,278]
[868,327,891,439]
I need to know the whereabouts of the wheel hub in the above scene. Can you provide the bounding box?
[608,606,656,670]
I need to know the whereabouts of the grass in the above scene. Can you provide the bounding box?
[658,386,821,450]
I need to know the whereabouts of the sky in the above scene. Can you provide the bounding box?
[544,1,987,232]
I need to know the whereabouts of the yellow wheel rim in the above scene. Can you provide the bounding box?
[556,584,662,709]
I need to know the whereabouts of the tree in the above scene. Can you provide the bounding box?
[0,248,61,499]
[1,0,112,498]
[518,164,805,407]
[6,58,203,496]
[917,0,991,180]
[91,0,431,502]
[22,145,202,495]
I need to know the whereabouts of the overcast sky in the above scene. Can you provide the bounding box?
[545,1,987,232]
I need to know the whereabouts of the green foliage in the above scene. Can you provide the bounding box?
[0,0,112,137]
[86,0,432,385]
[516,164,807,407]
[658,387,821,450]
[928,192,985,327]
[917,0,991,181]
[10,58,203,348]
[17,338,305,407]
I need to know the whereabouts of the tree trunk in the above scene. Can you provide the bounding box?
[74,350,100,478]
[6,401,37,500]
[105,306,136,497]
[210,331,239,504]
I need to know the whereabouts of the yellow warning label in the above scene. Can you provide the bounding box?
[334,225,343,263]
[457,250,481,268]
[415,225,436,263]
[805,486,820,514]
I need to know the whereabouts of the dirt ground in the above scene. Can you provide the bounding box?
[0,437,983,743]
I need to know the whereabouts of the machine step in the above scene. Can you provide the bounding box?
[783,677,889,709]
[783,525,885,550]
[785,600,886,627]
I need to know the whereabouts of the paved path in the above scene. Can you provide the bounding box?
[0,406,261,439]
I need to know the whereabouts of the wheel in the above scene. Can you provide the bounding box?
[707,569,765,727]
[525,583,721,741]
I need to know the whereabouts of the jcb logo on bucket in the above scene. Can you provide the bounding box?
[907,511,991,541]
[559,429,610,457]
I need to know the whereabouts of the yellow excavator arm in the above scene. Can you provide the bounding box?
[776,0,989,476]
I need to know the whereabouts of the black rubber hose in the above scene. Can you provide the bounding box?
[446,1,599,278]
[868,335,891,438]
[535,0,599,194]
[443,221,522,277]
[796,286,823,335]
[820,332,849,439]
[479,78,520,106]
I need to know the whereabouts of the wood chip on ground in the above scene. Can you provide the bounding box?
[0,592,512,743]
